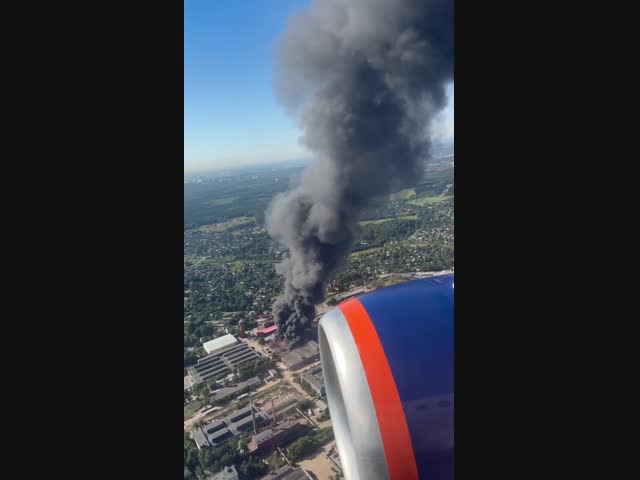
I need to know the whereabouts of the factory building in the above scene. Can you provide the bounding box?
[256,324,278,338]
[202,334,239,355]
[191,403,270,450]
[206,465,239,480]
[186,340,261,387]
[270,392,304,421]
[258,465,308,480]
[209,376,261,403]
[246,420,310,456]
[281,340,320,371]
[301,366,326,397]
[192,392,304,450]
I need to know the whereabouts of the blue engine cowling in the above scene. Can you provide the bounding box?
[318,274,454,480]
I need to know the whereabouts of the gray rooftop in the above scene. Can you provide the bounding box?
[188,342,261,385]
[210,376,261,403]
[253,429,274,444]
[259,465,307,480]
[301,368,325,392]
[207,465,239,480]
[281,341,320,369]
[192,428,210,449]
[192,403,270,449]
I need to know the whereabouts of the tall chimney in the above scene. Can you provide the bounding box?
[250,400,257,435]
[271,398,277,425]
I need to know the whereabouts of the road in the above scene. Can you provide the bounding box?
[243,337,318,402]
[280,360,322,402]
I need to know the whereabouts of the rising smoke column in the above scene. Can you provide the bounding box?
[266,0,453,343]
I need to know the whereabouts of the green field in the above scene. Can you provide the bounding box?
[359,215,418,226]
[389,188,416,200]
[228,259,277,270]
[349,246,385,257]
[198,216,255,232]
[184,399,205,421]
[206,196,240,206]
[184,256,275,268]
[184,256,235,266]
[408,195,453,206]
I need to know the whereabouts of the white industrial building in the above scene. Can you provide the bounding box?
[202,333,238,355]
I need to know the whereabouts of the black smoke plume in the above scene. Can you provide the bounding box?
[266,0,453,343]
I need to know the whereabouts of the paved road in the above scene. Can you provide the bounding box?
[280,361,322,401]
[244,337,319,401]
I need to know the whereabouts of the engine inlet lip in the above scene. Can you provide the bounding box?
[319,307,389,480]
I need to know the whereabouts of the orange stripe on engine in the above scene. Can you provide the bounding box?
[339,298,419,480]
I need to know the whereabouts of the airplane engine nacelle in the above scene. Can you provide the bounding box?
[319,274,454,480]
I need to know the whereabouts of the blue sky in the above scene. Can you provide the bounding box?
[184,0,453,172]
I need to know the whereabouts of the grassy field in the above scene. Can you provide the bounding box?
[206,196,240,206]
[184,399,205,421]
[408,195,453,206]
[184,256,234,266]
[389,188,416,200]
[198,216,255,232]
[359,214,418,226]
[228,259,277,270]
[350,246,385,257]
[184,256,276,268]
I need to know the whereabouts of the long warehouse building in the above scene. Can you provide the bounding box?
[187,338,261,387]
[192,403,271,449]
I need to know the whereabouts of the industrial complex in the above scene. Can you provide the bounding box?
[191,391,307,450]
[185,326,341,479]
[186,336,261,387]
[192,403,271,449]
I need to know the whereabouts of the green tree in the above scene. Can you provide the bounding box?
[193,383,208,399]
[220,453,236,467]
[238,436,250,450]
[240,458,268,477]
[288,436,316,461]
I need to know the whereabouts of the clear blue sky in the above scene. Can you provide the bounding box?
[184,0,453,172]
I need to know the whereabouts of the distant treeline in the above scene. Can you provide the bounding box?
[184,168,301,229]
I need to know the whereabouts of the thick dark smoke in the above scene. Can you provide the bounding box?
[266,0,453,343]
